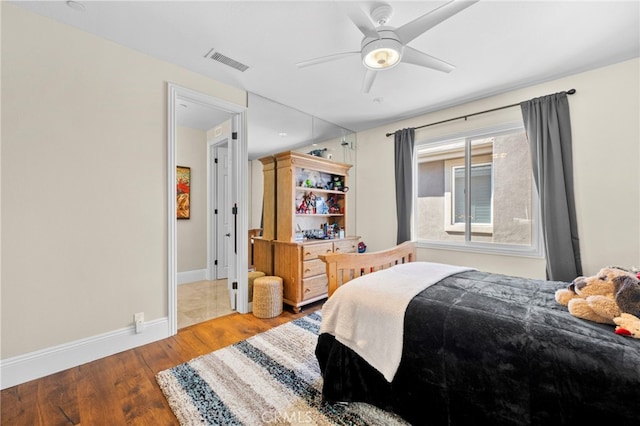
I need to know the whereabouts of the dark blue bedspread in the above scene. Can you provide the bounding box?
[316,270,640,425]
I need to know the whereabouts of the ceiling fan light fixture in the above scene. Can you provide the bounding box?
[366,48,399,69]
[362,36,402,70]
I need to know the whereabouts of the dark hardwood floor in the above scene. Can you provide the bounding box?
[1,303,322,425]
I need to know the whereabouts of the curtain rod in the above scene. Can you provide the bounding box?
[385,88,576,137]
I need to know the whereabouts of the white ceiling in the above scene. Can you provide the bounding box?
[13,1,640,159]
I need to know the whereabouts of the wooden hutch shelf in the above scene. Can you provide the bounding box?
[254,151,358,312]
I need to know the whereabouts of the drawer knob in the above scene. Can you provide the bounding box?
[304,269,311,273]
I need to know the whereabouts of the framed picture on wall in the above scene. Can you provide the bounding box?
[176,166,191,219]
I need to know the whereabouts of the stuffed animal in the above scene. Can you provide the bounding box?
[555,267,640,330]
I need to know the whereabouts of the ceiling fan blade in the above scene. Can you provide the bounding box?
[342,3,379,39]
[395,0,479,45]
[401,46,456,73]
[296,51,359,68]
[361,69,378,93]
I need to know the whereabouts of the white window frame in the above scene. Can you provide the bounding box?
[452,162,493,225]
[446,159,494,234]
[414,122,544,258]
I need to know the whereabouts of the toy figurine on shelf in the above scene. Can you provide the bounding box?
[329,175,343,191]
[297,199,307,214]
[326,195,341,214]
[298,192,316,214]
[317,196,329,214]
[308,192,317,213]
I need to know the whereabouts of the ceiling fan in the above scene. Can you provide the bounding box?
[296,1,479,93]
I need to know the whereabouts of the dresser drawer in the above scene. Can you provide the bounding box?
[302,274,328,300]
[302,242,333,261]
[302,259,325,278]
[333,239,358,254]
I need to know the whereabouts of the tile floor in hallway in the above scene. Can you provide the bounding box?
[177,279,234,329]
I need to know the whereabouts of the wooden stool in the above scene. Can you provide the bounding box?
[248,271,266,302]
[253,276,283,318]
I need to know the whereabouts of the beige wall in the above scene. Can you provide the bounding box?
[355,58,639,278]
[1,4,245,358]
[177,126,207,273]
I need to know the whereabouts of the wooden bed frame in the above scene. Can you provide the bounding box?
[318,241,416,297]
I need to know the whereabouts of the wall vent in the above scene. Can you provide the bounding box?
[203,48,249,72]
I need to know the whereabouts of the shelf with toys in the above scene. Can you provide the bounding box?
[295,186,345,195]
[295,214,343,217]
[278,152,350,242]
[295,190,345,216]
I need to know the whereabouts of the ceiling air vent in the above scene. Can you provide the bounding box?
[203,48,249,72]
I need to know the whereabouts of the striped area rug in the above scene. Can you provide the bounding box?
[156,311,409,425]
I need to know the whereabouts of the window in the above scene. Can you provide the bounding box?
[415,124,542,256]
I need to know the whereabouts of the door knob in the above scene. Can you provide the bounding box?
[225,233,231,237]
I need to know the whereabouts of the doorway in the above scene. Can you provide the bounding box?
[176,136,232,329]
[168,83,248,336]
[210,141,230,282]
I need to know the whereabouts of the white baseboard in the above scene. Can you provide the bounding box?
[177,268,208,285]
[0,317,170,390]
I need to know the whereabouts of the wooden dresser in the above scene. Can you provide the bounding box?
[273,237,359,312]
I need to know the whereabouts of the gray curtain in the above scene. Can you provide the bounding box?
[521,92,582,282]
[394,128,415,244]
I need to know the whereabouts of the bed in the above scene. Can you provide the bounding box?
[316,242,640,425]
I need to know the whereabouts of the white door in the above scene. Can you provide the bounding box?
[215,146,230,281]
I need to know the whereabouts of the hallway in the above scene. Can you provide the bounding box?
[177,279,233,329]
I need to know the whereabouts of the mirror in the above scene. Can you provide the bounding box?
[247,93,355,160]
[246,93,356,271]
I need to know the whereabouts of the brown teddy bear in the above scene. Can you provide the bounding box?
[555,267,640,336]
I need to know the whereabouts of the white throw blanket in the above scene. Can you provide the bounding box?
[320,261,475,382]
